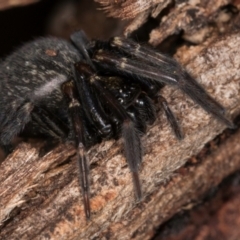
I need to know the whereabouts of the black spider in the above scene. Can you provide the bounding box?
[0,31,234,219]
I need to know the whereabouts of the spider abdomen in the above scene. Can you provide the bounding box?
[0,38,80,108]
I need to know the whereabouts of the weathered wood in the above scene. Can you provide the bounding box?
[0,32,240,239]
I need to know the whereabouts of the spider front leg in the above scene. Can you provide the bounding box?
[70,31,96,70]
[72,63,112,139]
[92,39,234,129]
[61,81,91,219]
[90,76,143,200]
[75,62,144,199]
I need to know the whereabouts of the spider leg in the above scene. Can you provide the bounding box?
[70,31,96,70]
[31,106,69,139]
[93,50,178,85]
[29,107,68,156]
[73,63,112,138]
[62,80,91,219]
[134,93,157,125]
[158,95,183,140]
[74,62,143,199]
[0,100,33,147]
[0,95,68,153]
[90,75,143,200]
[92,48,234,129]
[111,38,235,129]
[178,72,234,129]
[127,105,147,134]
[31,113,57,137]
[110,37,177,67]
[23,112,62,157]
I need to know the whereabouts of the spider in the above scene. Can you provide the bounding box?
[0,31,234,219]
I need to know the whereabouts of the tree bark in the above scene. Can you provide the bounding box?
[0,32,240,239]
[0,0,39,10]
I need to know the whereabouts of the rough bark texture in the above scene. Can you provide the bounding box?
[95,0,240,43]
[153,169,240,240]
[0,32,240,239]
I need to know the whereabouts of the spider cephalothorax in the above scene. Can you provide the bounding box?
[0,31,234,219]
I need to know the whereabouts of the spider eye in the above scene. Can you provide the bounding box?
[136,99,144,107]
[121,92,128,98]
[118,98,124,104]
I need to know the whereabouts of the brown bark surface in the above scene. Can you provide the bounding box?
[154,168,240,240]
[0,0,39,10]
[0,32,240,239]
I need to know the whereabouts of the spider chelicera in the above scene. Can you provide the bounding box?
[0,31,234,219]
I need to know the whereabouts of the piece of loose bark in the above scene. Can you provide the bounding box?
[94,0,165,19]
[149,0,237,46]
[0,32,240,239]
[95,0,237,43]
[0,0,39,10]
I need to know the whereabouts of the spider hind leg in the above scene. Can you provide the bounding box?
[0,100,34,149]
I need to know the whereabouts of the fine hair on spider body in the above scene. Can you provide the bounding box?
[0,31,234,219]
